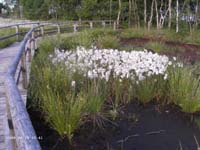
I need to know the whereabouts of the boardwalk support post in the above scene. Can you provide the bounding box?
[41,25,44,36]
[113,21,116,30]
[90,22,93,28]
[15,25,19,41]
[21,52,28,89]
[73,23,78,33]
[102,21,106,28]
[57,24,60,34]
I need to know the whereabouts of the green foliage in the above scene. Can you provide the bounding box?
[0,28,16,49]
[120,28,200,46]
[97,35,119,49]
[28,27,200,144]
[135,77,157,104]
[144,42,166,53]
[120,28,145,39]
[30,58,86,142]
[37,29,118,51]
[83,80,107,128]
[168,66,200,113]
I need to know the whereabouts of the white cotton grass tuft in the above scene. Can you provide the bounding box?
[50,46,180,82]
[71,80,76,88]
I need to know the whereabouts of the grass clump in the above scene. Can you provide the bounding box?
[168,65,200,113]
[120,28,145,39]
[144,41,166,53]
[30,58,87,142]
[135,77,157,104]
[97,35,119,49]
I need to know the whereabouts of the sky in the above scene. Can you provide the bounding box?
[0,0,5,4]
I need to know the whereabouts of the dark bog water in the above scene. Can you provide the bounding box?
[28,102,200,150]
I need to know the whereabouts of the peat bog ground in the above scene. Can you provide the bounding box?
[29,101,200,150]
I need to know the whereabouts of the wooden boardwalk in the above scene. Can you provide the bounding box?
[0,42,25,150]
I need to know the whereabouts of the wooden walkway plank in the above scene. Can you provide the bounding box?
[0,42,23,150]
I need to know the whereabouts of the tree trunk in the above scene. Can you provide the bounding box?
[168,0,172,29]
[195,0,199,27]
[128,0,132,27]
[134,0,140,28]
[148,0,155,31]
[144,0,147,27]
[110,0,112,26]
[160,1,169,28]
[154,0,159,30]
[132,0,137,27]
[176,0,179,33]
[117,0,122,28]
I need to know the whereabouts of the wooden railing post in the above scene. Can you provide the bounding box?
[73,23,78,33]
[41,25,44,36]
[37,23,40,36]
[57,24,60,34]
[28,39,32,62]
[15,25,19,41]
[32,31,35,49]
[102,21,106,28]
[113,21,116,30]
[21,52,28,89]
[90,21,93,29]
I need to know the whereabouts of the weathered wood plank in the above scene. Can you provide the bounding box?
[0,42,22,150]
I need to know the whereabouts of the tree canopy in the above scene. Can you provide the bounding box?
[5,0,200,30]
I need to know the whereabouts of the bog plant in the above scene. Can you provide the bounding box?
[168,65,200,113]
[29,30,200,144]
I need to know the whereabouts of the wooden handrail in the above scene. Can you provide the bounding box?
[3,20,115,150]
[0,20,116,42]
[5,27,41,150]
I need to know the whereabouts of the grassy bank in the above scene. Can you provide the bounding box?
[120,28,200,45]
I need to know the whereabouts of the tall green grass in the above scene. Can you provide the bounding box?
[168,65,200,113]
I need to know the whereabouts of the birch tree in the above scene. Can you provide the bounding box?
[154,0,159,29]
[176,0,179,33]
[116,0,122,28]
[168,0,172,29]
[144,0,147,27]
[128,0,132,27]
[195,0,199,27]
[148,0,154,31]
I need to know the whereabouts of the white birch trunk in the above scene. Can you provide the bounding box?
[129,0,132,27]
[144,0,147,27]
[154,0,159,29]
[117,0,122,28]
[176,0,179,33]
[168,0,172,29]
[148,0,155,31]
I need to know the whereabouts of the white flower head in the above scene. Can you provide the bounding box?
[71,80,76,88]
